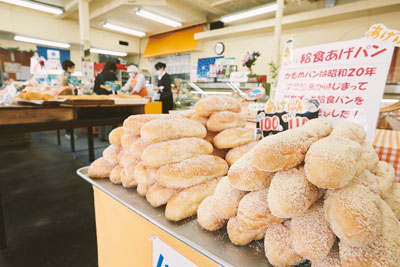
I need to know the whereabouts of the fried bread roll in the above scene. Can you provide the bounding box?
[119,151,139,168]
[179,109,195,118]
[123,114,178,135]
[156,155,228,189]
[194,95,241,117]
[213,128,254,149]
[129,138,150,159]
[190,113,208,126]
[102,145,122,164]
[141,137,213,167]
[165,177,220,221]
[120,167,137,188]
[137,183,151,197]
[252,119,332,172]
[109,127,124,146]
[146,183,179,207]
[88,157,116,178]
[121,134,139,152]
[134,162,157,185]
[109,165,123,184]
[372,161,395,199]
[197,196,227,231]
[264,222,304,267]
[228,152,273,191]
[237,189,283,230]
[385,183,400,220]
[291,200,336,261]
[225,141,258,166]
[212,176,247,219]
[311,244,341,267]
[227,217,266,246]
[339,200,400,267]
[206,111,246,132]
[360,142,379,171]
[305,136,362,189]
[124,162,138,180]
[140,118,206,143]
[268,167,320,218]
[324,182,381,247]
[330,121,366,143]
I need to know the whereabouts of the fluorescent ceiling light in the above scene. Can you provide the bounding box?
[221,3,278,23]
[0,0,63,15]
[135,9,182,28]
[103,22,146,37]
[14,35,70,48]
[90,48,127,57]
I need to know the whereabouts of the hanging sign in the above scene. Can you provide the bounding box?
[365,24,400,47]
[245,87,265,100]
[151,236,197,267]
[274,38,394,142]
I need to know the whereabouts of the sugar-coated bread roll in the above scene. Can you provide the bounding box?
[137,183,151,196]
[330,121,366,143]
[146,183,179,207]
[227,216,266,246]
[237,189,283,230]
[212,176,247,219]
[211,147,228,159]
[372,161,395,199]
[141,137,213,168]
[360,142,379,171]
[140,118,206,143]
[165,177,220,221]
[119,151,139,168]
[206,111,246,132]
[123,114,180,135]
[88,157,116,178]
[305,136,362,189]
[124,162,138,180]
[109,165,122,184]
[225,141,258,166]
[253,119,332,172]
[197,196,227,231]
[109,127,124,146]
[213,128,254,149]
[311,244,341,267]
[228,151,273,191]
[205,130,218,143]
[129,138,150,159]
[156,155,228,189]
[291,200,336,261]
[134,162,157,185]
[268,166,320,218]
[194,95,241,117]
[339,200,400,267]
[324,182,381,247]
[120,167,137,188]
[385,183,400,220]
[121,134,139,152]
[102,145,122,164]
[191,113,208,126]
[179,109,195,118]
[264,222,304,267]
[350,169,380,195]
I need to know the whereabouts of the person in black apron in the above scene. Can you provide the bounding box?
[153,62,173,114]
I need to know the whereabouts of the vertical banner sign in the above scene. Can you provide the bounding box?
[274,39,394,141]
[152,236,198,267]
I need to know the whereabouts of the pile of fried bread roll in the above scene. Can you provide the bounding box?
[197,119,400,267]
[89,95,258,222]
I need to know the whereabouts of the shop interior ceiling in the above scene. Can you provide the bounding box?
[28,0,363,37]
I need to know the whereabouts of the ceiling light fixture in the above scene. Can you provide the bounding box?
[221,3,278,23]
[0,0,64,15]
[103,22,146,37]
[14,35,70,48]
[90,48,127,57]
[135,8,182,28]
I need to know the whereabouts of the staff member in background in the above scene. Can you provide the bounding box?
[93,61,118,95]
[58,60,75,87]
[153,62,173,114]
[121,65,148,97]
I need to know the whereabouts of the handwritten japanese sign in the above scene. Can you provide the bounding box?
[275,39,394,141]
[365,24,400,47]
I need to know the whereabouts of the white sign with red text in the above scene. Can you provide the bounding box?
[275,39,394,141]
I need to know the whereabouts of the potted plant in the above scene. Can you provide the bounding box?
[242,51,261,82]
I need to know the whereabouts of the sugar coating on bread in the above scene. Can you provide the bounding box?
[330,121,366,143]
[141,137,213,167]
[146,183,179,207]
[179,109,196,118]
[227,216,266,246]
[213,127,254,149]
[212,176,247,219]
[311,244,341,267]
[134,162,157,185]
[121,134,140,152]
[191,113,208,126]
[197,196,227,231]
[123,114,180,135]
[119,151,140,168]
[225,141,258,166]
[372,161,395,199]
[129,138,151,159]
[206,111,246,132]
[228,151,273,191]
[264,223,304,267]
[360,142,379,171]
[109,165,122,184]
[120,167,137,188]
[291,200,336,261]
[102,145,122,164]
[349,169,380,196]
[156,155,228,189]
[194,95,241,117]
[268,166,320,218]
[140,118,206,143]
[137,183,151,196]
[385,183,400,220]
[88,157,116,178]
[305,136,362,189]
[109,127,124,146]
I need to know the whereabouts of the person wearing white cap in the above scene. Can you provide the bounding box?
[121,65,148,97]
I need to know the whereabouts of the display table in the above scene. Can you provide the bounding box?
[77,167,270,267]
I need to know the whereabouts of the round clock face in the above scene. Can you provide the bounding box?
[215,42,225,55]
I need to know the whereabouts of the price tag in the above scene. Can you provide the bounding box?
[245,87,265,100]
